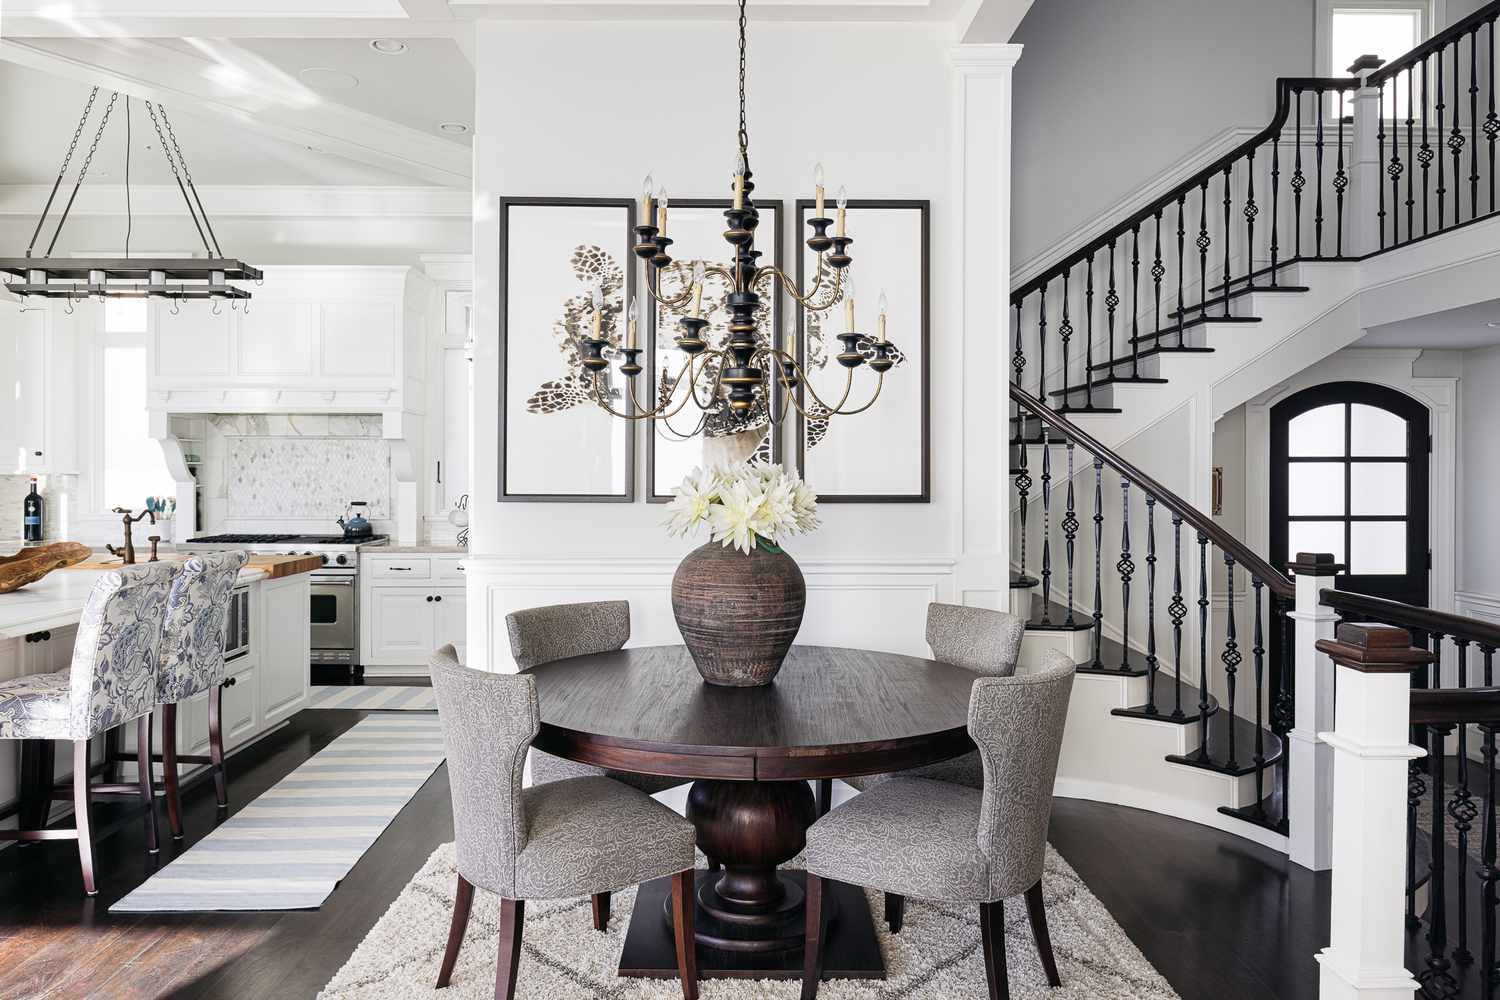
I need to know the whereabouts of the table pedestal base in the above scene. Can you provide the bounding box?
[618,870,885,981]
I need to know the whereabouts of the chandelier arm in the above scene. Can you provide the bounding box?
[798,366,856,414]
[688,351,732,411]
[28,87,100,258]
[822,374,886,416]
[143,101,213,258]
[157,105,225,258]
[657,406,709,440]
[643,263,697,309]
[44,91,120,258]
[588,372,665,421]
[762,258,844,311]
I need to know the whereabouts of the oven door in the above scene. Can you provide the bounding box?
[309,575,357,666]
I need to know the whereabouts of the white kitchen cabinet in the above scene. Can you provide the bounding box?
[154,299,232,377]
[259,574,312,729]
[361,552,466,669]
[0,302,48,474]
[221,658,260,749]
[434,588,467,659]
[368,590,437,663]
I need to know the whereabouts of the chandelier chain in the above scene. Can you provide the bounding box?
[144,102,184,183]
[737,0,749,162]
[73,92,119,191]
[57,87,101,185]
[158,106,196,186]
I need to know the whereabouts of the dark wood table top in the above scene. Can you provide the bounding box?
[528,644,977,781]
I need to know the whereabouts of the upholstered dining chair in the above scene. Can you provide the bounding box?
[0,562,178,895]
[800,650,1076,1000]
[154,550,249,839]
[428,645,699,1000]
[834,602,1025,805]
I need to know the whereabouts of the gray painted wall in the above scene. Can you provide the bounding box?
[1011,0,1316,266]
[1459,345,1500,596]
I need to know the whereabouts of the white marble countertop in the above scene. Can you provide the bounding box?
[364,545,467,554]
[0,566,269,641]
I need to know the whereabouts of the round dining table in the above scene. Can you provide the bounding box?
[528,643,976,981]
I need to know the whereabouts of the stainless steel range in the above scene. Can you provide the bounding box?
[181,532,389,672]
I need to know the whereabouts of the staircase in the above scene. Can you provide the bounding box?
[1007,1,1500,850]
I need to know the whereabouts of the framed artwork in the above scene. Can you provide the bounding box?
[794,199,930,503]
[646,198,785,502]
[498,197,636,502]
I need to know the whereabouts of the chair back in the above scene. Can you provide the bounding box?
[925,602,1025,677]
[429,645,537,895]
[68,562,178,737]
[158,551,249,703]
[970,649,1076,898]
[505,600,630,669]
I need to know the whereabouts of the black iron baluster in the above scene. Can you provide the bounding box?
[1152,208,1165,347]
[1176,194,1188,340]
[1143,495,1159,713]
[1250,579,1267,820]
[1106,240,1119,374]
[1410,725,1428,930]
[1092,457,1105,669]
[1012,300,1026,395]
[1039,438,1053,627]
[1450,37,1465,226]
[1221,164,1233,314]
[1084,253,1096,409]
[1016,436,1031,586]
[1469,27,1480,221]
[1452,639,1477,967]
[1334,91,1348,256]
[1038,280,1048,407]
[1118,479,1134,673]
[1408,67,1418,239]
[1422,721,1461,1000]
[1274,594,1294,830]
[1168,514,1187,720]
[1293,87,1306,258]
[1196,532,1212,758]
[1479,644,1497,994]
[1063,442,1078,627]
[1379,80,1387,248]
[1390,77,1405,247]
[1488,21,1497,215]
[1315,87,1327,256]
[1423,55,1433,236]
[1244,148,1258,286]
[1198,180,1211,317]
[1130,224,1142,377]
[1439,46,1448,229]
[1058,270,1073,409]
[1270,125,1281,283]
[1222,553,1240,770]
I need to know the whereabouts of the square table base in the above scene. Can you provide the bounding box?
[619,869,886,981]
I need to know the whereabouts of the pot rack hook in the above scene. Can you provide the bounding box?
[170,296,181,317]
[230,298,239,311]
[211,299,222,317]
[63,296,75,316]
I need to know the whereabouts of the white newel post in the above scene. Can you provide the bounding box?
[1314,622,1430,1000]
[1288,552,1343,870]
[1348,54,1387,257]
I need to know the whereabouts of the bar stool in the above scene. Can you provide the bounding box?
[0,562,178,895]
[153,551,248,838]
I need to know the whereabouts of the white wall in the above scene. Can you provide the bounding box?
[1456,345,1500,598]
[468,19,1015,668]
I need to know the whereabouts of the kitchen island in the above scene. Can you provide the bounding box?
[0,555,316,832]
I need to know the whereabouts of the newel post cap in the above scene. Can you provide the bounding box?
[1315,622,1434,673]
[1288,551,1347,576]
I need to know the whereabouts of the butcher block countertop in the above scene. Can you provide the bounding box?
[65,553,325,578]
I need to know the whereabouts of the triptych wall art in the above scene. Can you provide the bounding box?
[497,196,929,504]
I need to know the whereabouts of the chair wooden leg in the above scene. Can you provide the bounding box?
[815,778,833,816]
[208,685,227,809]
[102,726,122,783]
[493,898,524,1000]
[591,891,611,931]
[161,703,183,841]
[136,715,159,855]
[979,899,1008,1000]
[73,740,97,897]
[435,874,474,989]
[801,873,826,1000]
[1025,880,1061,987]
[18,738,55,830]
[671,869,698,1000]
[885,892,905,933]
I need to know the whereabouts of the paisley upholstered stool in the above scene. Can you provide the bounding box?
[0,562,178,895]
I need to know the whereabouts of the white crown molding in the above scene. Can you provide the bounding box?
[419,253,475,281]
[947,42,1023,72]
[0,185,471,219]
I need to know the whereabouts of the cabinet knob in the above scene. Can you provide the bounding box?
[426,595,433,602]
[223,676,238,688]
[434,595,443,602]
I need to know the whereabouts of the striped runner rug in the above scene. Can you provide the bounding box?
[110,715,446,912]
[309,685,437,711]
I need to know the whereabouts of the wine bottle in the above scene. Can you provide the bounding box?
[22,477,43,543]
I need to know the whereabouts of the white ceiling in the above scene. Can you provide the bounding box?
[1358,298,1500,350]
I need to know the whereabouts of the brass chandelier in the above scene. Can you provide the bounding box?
[574,0,897,436]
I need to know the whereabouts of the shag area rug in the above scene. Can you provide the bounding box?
[319,843,1179,999]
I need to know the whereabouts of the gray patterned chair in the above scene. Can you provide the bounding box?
[800,651,1076,1000]
[837,603,1026,803]
[0,562,178,895]
[155,550,249,838]
[428,645,699,1000]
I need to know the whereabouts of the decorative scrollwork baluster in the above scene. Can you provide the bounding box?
[1408,67,1418,237]
[1151,209,1165,347]
[1244,148,1257,282]
[1422,722,1461,1000]
[1117,480,1135,673]
[1091,457,1105,669]
[1175,194,1188,341]
[1422,55,1434,235]
[1451,638,1477,967]
[1015,439,1031,586]
[1058,270,1073,409]
[1222,553,1240,769]
[1479,644,1498,989]
[1379,80,1387,247]
[1221,164,1233,314]
[1487,22,1498,216]
[1040,439,1053,627]
[1273,593,1294,830]
[1334,92,1348,256]
[1063,443,1078,627]
[1129,224,1141,378]
[1168,514,1188,720]
[1084,253,1096,409]
[1469,26,1480,221]
[1315,87,1327,257]
[1292,87,1305,258]
[1037,280,1048,406]
[1197,179,1211,319]
[1143,495,1158,713]
[1106,240,1118,374]
[1270,127,1281,284]
[1197,532,1212,758]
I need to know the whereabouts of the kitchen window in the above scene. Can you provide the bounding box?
[99,298,173,512]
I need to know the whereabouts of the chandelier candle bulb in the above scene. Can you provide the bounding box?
[836,185,848,237]
[591,285,603,337]
[641,173,654,221]
[658,189,669,236]
[878,290,888,341]
[626,297,637,349]
[844,281,856,333]
[732,153,746,209]
[690,262,706,319]
[814,162,826,216]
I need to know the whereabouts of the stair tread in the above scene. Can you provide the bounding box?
[1087,345,1215,373]
[1022,593,1094,631]
[1168,284,1310,319]
[1164,709,1285,777]
[1128,314,1262,347]
[1218,785,1289,835]
[1048,375,1168,398]
[1112,670,1221,724]
[1010,572,1039,589]
[1076,634,1147,677]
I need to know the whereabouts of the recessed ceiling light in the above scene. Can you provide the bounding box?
[370,39,407,55]
[439,121,471,135]
[298,67,360,90]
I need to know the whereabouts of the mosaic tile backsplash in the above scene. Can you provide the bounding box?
[204,415,392,524]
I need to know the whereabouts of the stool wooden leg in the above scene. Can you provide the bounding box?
[980,899,1009,1000]
[161,703,183,841]
[1025,880,1061,987]
[435,874,474,989]
[208,685,227,809]
[136,715,159,854]
[73,739,97,896]
[102,726,122,783]
[885,892,906,933]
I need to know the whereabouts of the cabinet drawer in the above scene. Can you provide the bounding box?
[434,557,466,582]
[369,558,431,580]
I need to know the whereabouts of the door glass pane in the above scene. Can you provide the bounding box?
[1350,404,1406,456]
[1351,521,1408,574]
[1289,462,1346,515]
[1289,520,1346,564]
[1289,404,1345,456]
[1350,463,1407,515]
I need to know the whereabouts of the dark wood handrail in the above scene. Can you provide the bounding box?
[1010,75,1359,304]
[1318,589,1500,649]
[1411,687,1500,726]
[1368,0,1500,87]
[1010,384,1294,598]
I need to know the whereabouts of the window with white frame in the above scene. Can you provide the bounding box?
[1319,0,1434,118]
[99,298,173,512]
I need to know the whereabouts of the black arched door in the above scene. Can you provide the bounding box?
[1270,381,1430,608]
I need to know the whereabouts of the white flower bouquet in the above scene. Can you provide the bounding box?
[664,464,820,555]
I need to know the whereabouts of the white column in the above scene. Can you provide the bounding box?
[948,43,1022,609]
[1288,553,1342,870]
[1314,623,1428,1000]
[1348,56,1386,257]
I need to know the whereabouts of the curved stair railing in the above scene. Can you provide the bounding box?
[1011,384,1296,834]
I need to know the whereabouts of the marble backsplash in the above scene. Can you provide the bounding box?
[0,473,79,546]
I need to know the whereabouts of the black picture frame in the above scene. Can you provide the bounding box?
[498,196,637,503]
[645,198,786,503]
[793,198,931,503]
